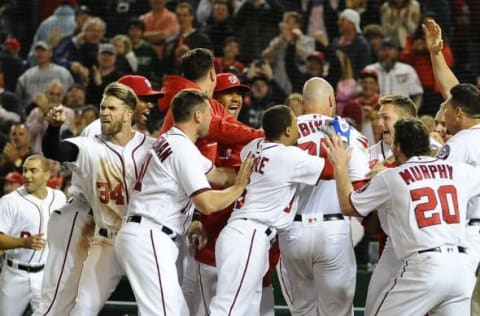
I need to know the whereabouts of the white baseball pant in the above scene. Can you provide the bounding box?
[34,196,94,316]
[70,227,125,316]
[115,216,189,316]
[277,217,356,316]
[0,258,44,316]
[370,247,474,316]
[209,218,275,316]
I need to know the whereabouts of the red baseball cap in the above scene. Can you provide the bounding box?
[4,38,21,51]
[214,73,250,94]
[118,75,164,98]
[2,171,23,184]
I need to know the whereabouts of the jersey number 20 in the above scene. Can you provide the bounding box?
[410,185,459,228]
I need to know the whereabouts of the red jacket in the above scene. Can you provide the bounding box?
[159,75,264,162]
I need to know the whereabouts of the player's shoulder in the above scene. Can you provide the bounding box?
[48,187,67,201]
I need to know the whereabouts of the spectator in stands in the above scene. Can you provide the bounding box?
[1,37,26,93]
[85,43,123,105]
[346,0,381,28]
[162,2,213,75]
[232,0,283,64]
[343,68,380,144]
[0,62,22,119]
[363,24,385,63]
[111,34,138,74]
[26,80,74,154]
[54,17,106,83]
[126,18,162,84]
[0,123,32,177]
[380,0,420,49]
[64,83,86,110]
[213,36,245,75]
[365,37,423,109]
[333,8,371,79]
[202,0,235,56]
[16,41,73,116]
[239,61,286,128]
[140,0,179,59]
[262,11,315,94]
[400,24,454,116]
[29,0,76,55]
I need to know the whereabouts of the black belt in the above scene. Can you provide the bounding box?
[7,259,44,273]
[468,219,480,226]
[126,215,177,241]
[418,246,466,254]
[294,213,344,222]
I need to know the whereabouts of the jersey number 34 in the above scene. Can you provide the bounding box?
[410,185,459,229]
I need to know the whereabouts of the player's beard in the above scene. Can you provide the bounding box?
[101,120,123,136]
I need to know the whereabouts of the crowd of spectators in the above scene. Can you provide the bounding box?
[0,0,478,203]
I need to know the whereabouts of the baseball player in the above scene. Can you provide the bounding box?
[114,89,253,315]
[364,94,418,315]
[0,155,66,316]
[42,82,155,315]
[182,73,278,316]
[158,48,264,162]
[325,118,479,315]
[209,105,335,315]
[35,75,163,315]
[423,18,480,312]
[276,77,370,316]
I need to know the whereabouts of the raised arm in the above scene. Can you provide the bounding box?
[423,18,459,99]
[42,106,79,162]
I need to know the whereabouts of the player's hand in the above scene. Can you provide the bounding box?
[322,132,352,169]
[187,220,208,250]
[24,233,46,250]
[422,18,443,55]
[235,153,254,188]
[46,105,66,127]
[367,161,386,178]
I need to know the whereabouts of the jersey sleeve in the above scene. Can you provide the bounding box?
[436,138,470,164]
[0,195,16,234]
[287,146,325,186]
[173,142,212,197]
[64,136,93,175]
[349,172,390,217]
[348,129,371,181]
[207,99,264,146]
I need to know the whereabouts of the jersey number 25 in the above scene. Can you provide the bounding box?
[410,185,459,229]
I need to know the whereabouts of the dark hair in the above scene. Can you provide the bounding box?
[67,83,86,94]
[379,94,417,118]
[176,2,194,15]
[450,83,480,116]
[127,18,145,32]
[262,104,293,140]
[81,105,99,118]
[103,82,138,110]
[180,48,214,81]
[172,89,209,123]
[393,118,431,158]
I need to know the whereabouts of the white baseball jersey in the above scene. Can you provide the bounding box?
[65,132,154,231]
[127,127,213,235]
[229,138,325,229]
[365,62,423,97]
[351,156,480,260]
[0,187,66,264]
[295,114,370,215]
[436,124,480,219]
